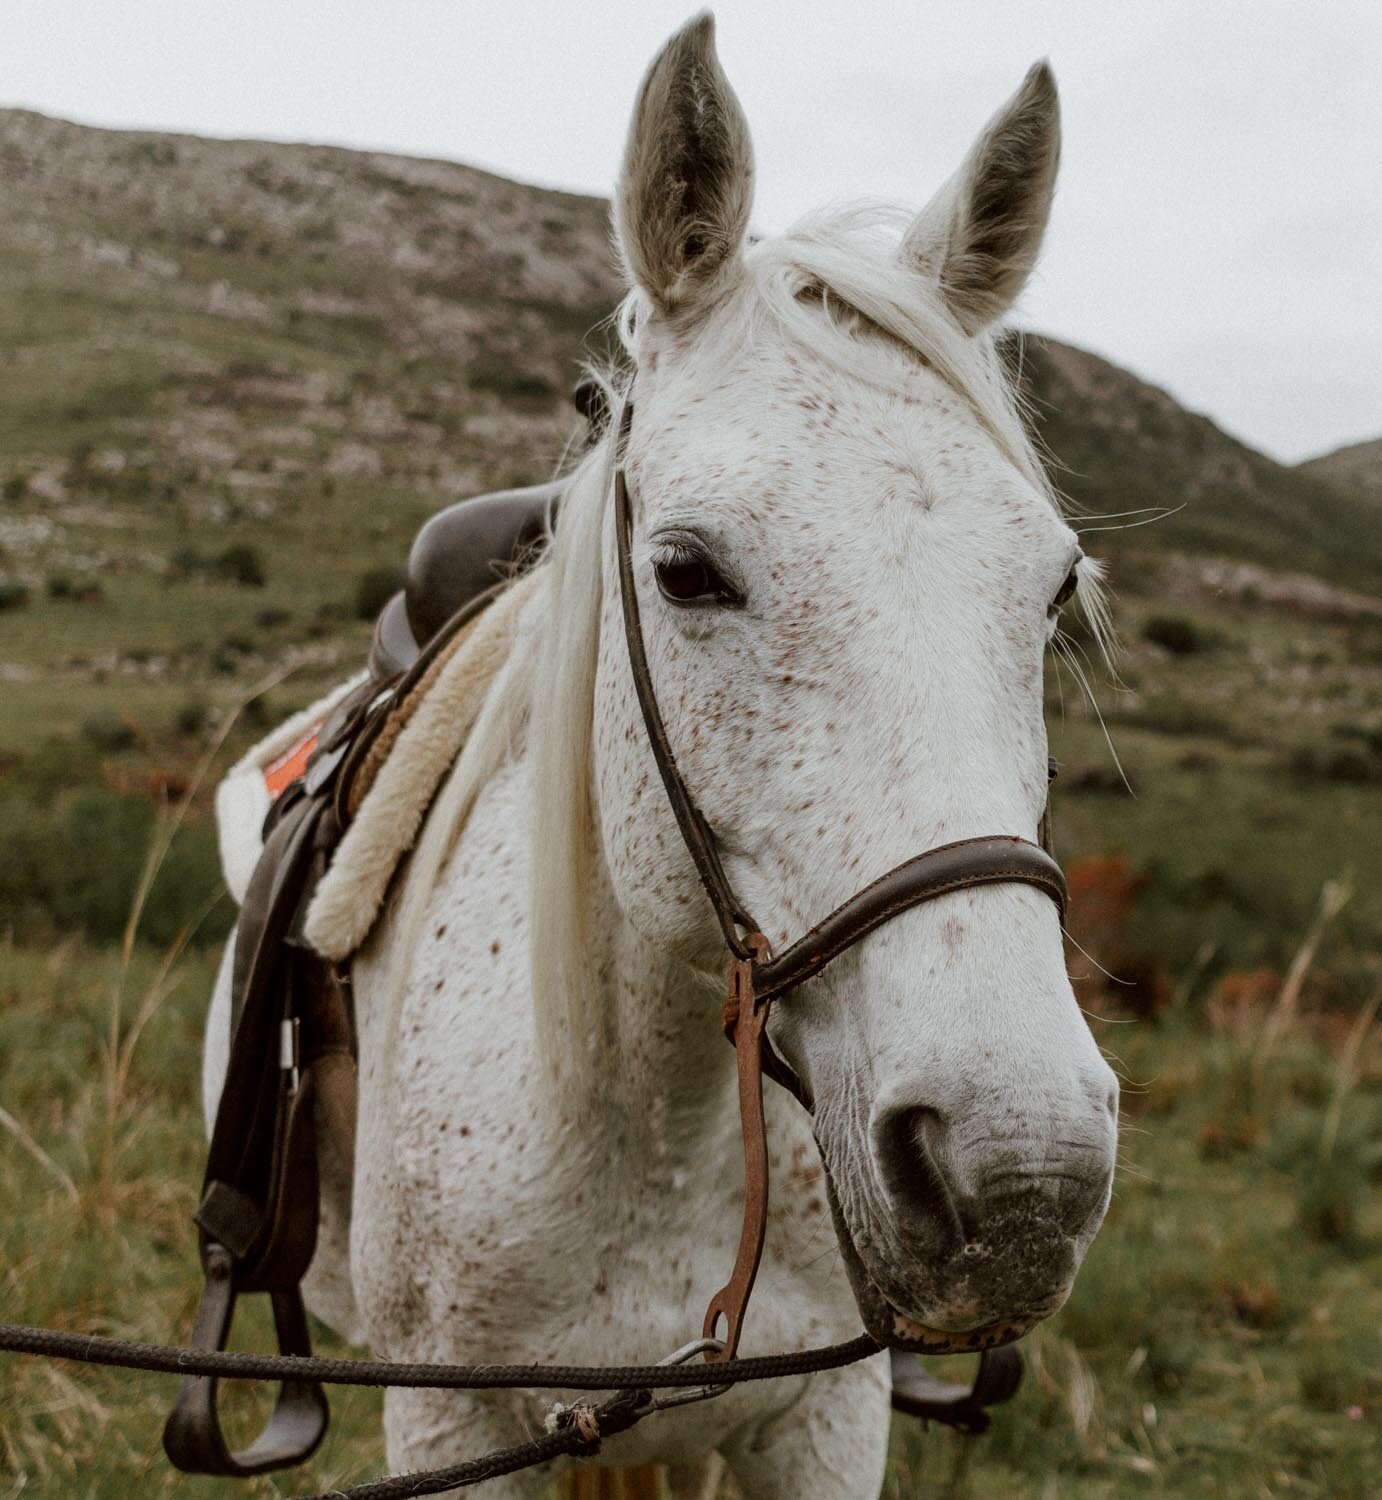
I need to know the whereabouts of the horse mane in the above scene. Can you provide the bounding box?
[391,204,1111,1099]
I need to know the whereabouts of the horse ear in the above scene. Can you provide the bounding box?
[902,61,1060,335]
[614,12,754,322]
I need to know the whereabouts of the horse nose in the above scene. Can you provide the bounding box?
[872,1104,966,1256]
[871,1093,1116,1252]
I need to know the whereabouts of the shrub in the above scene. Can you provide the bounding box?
[1298,1155,1365,1248]
[1118,694,1229,739]
[353,565,404,621]
[174,700,210,737]
[80,712,137,752]
[243,694,274,729]
[467,361,556,401]
[1287,744,1382,785]
[215,543,267,588]
[255,606,291,629]
[0,580,31,611]
[2,474,26,502]
[169,546,205,578]
[0,787,230,947]
[2,738,103,806]
[1141,613,1206,655]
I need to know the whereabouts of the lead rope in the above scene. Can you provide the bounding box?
[0,1321,881,1497]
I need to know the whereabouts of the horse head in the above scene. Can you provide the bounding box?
[553,13,1119,1354]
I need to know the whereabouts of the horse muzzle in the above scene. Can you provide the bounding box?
[819,1107,1114,1352]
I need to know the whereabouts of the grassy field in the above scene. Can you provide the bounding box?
[2,571,1380,1498]
[1,898,1377,1499]
[4,507,1381,1500]
[4,480,1382,1499]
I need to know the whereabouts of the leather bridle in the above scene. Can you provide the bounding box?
[613,400,1068,1360]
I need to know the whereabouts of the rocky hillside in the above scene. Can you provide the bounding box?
[1296,436,1382,505]
[1,111,1378,977]
[0,105,1377,651]
[0,107,621,518]
[1015,338,1380,592]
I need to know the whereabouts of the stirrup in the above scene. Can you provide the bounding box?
[889,1345,1023,1434]
[162,1243,329,1475]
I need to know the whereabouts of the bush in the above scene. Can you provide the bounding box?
[1117,694,1229,739]
[1142,613,1206,655]
[255,606,291,629]
[0,788,230,947]
[169,546,205,579]
[80,712,137,752]
[174,700,210,737]
[1298,1154,1366,1248]
[467,361,556,401]
[353,565,404,621]
[3,474,26,502]
[1287,744,1382,785]
[243,694,274,729]
[2,738,103,807]
[0,580,31,611]
[214,543,267,588]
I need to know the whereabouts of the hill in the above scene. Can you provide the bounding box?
[1015,337,1380,591]
[0,107,1378,971]
[1,113,1377,1500]
[1296,435,1382,504]
[0,106,1377,620]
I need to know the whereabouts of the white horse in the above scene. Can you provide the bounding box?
[206,14,1118,1498]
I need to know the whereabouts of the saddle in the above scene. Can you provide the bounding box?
[163,379,1021,1477]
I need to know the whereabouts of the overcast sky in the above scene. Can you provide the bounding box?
[6,0,1379,463]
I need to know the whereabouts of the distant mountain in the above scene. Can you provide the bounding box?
[0,107,1375,600]
[1014,338,1380,593]
[1295,436,1382,504]
[0,106,622,515]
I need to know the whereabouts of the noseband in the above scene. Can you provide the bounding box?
[613,401,1067,1359]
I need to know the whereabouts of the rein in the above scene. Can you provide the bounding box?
[0,1320,880,1497]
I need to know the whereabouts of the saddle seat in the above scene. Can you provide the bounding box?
[369,479,563,679]
[370,371,606,678]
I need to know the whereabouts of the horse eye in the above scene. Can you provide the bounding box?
[655,552,737,606]
[1051,565,1079,611]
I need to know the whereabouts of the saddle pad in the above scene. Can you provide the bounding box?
[303,571,538,962]
[215,675,368,905]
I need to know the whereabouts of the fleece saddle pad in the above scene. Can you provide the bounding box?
[214,572,536,962]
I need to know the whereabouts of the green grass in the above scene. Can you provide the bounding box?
[1,931,1376,1498]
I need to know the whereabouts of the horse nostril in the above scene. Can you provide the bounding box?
[872,1104,964,1252]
